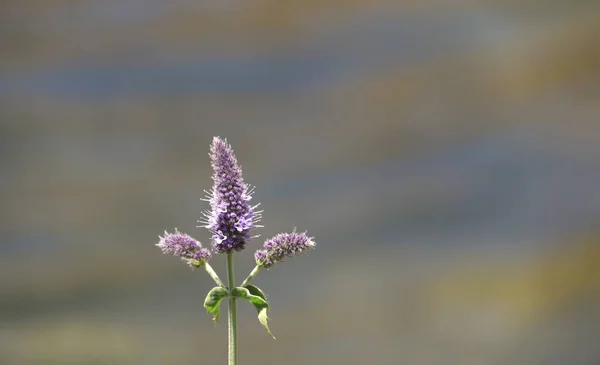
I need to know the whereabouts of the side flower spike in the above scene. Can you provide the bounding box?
[156,229,212,268]
[254,230,316,269]
[199,137,262,253]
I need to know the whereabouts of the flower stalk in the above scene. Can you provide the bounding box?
[204,262,225,288]
[240,265,262,287]
[226,253,238,365]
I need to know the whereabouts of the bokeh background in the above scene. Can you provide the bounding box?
[2,1,600,364]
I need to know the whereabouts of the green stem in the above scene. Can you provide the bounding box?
[240,265,262,287]
[226,253,237,365]
[203,262,225,288]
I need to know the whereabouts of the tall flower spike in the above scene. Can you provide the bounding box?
[200,137,261,253]
[254,231,316,268]
[156,229,212,267]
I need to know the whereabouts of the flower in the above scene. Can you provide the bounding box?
[254,231,316,268]
[156,229,211,267]
[200,137,261,253]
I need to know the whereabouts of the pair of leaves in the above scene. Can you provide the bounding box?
[203,285,274,338]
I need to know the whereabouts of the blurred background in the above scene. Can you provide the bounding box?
[1,1,600,364]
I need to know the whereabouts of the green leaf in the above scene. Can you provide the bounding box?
[203,287,228,324]
[255,302,275,339]
[232,286,275,339]
[244,284,267,301]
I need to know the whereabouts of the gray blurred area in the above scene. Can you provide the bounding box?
[1,1,600,364]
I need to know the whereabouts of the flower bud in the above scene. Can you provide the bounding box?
[157,230,211,267]
[200,137,261,253]
[254,231,315,268]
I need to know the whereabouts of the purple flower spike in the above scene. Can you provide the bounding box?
[200,137,261,253]
[255,231,316,268]
[157,230,212,267]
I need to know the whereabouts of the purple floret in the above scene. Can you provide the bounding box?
[255,231,316,268]
[200,137,261,253]
[157,230,211,267]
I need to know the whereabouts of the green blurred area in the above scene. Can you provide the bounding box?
[1,1,600,364]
